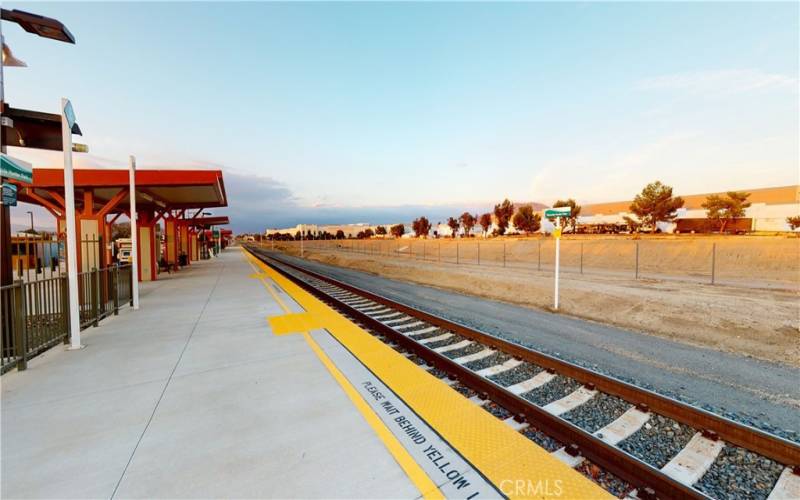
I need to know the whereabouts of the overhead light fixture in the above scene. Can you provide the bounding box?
[2,42,26,67]
[1,9,75,44]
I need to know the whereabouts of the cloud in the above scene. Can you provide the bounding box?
[635,69,797,95]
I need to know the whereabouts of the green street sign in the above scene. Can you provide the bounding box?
[544,207,572,218]
[2,183,18,207]
[1,154,33,183]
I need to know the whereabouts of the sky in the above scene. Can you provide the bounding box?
[4,1,798,232]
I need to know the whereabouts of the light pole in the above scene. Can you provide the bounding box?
[0,9,74,299]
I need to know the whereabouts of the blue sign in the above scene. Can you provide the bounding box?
[63,100,77,129]
[2,183,18,207]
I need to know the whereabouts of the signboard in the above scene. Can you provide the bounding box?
[1,154,33,183]
[63,99,77,129]
[2,183,18,207]
[544,207,571,218]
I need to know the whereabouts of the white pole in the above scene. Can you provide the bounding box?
[128,155,139,310]
[61,99,82,349]
[554,216,560,310]
[217,226,221,254]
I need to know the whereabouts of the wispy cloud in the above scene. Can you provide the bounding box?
[635,69,797,95]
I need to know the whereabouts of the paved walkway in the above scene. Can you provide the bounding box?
[1,250,416,499]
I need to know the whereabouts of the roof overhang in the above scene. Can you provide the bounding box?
[14,167,227,214]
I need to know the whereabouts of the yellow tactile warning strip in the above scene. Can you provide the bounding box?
[268,312,325,335]
[244,254,443,499]
[244,249,611,499]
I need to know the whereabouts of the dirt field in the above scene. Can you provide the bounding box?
[294,235,800,289]
[266,237,800,367]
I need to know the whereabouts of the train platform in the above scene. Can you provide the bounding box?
[2,248,605,499]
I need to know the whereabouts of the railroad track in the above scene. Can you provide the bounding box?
[247,246,800,500]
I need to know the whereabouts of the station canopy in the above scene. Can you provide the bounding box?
[191,216,230,227]
[14,168,227,215]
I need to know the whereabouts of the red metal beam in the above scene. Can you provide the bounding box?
[97,189,127,218]
[23,188,63,217]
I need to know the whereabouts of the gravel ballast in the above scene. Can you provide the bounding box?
[694,445,784,500]
[488,363,542,387]
[617,415,695,469]
[562,393,631,433]
[425,334,467,350]
[521,427,561,452]
[463,351,512,371]
[521,376,581,406]
[443,343,486,360]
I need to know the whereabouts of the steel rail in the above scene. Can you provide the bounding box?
[252,249,800,467]
[249,248,719,499]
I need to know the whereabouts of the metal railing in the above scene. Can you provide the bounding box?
[1,263,133,374]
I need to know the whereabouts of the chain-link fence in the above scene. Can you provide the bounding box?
[265,236,800,290]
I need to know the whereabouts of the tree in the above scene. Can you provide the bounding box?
[787,216,800,231]
[629,181,684,233]
[459,212,477,237]
[493,199,515,235]
[447,217,460,238]
[412,217,432,238]
[336,229,345,239]
[512,205,541,234]
[479,213,492,236]
[623,216,643,233]
[547,199,581,232]
[390,224,405,238]
[375,225,387,236]
[112,222,131,240]
[701,191,751,234]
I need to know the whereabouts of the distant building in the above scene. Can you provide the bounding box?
[563,185,800,233]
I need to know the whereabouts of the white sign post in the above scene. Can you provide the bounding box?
[544,207,571,311]
[129,155,140,310]
[554,217,561,310]
[61,98,82,349]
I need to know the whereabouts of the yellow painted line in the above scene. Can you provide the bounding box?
[242,250,443,499]
[243,248,611,499]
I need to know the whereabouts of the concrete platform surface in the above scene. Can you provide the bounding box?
[1,250,418,499]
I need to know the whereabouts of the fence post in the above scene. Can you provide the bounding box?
[113,265,120,315]
[129,266,134,306]
[92,267,100,327]
[538,241,541,271]
[61,277,69,344]
[635,241,639,279]
[13,281,28,371]
[711,242,716,285]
